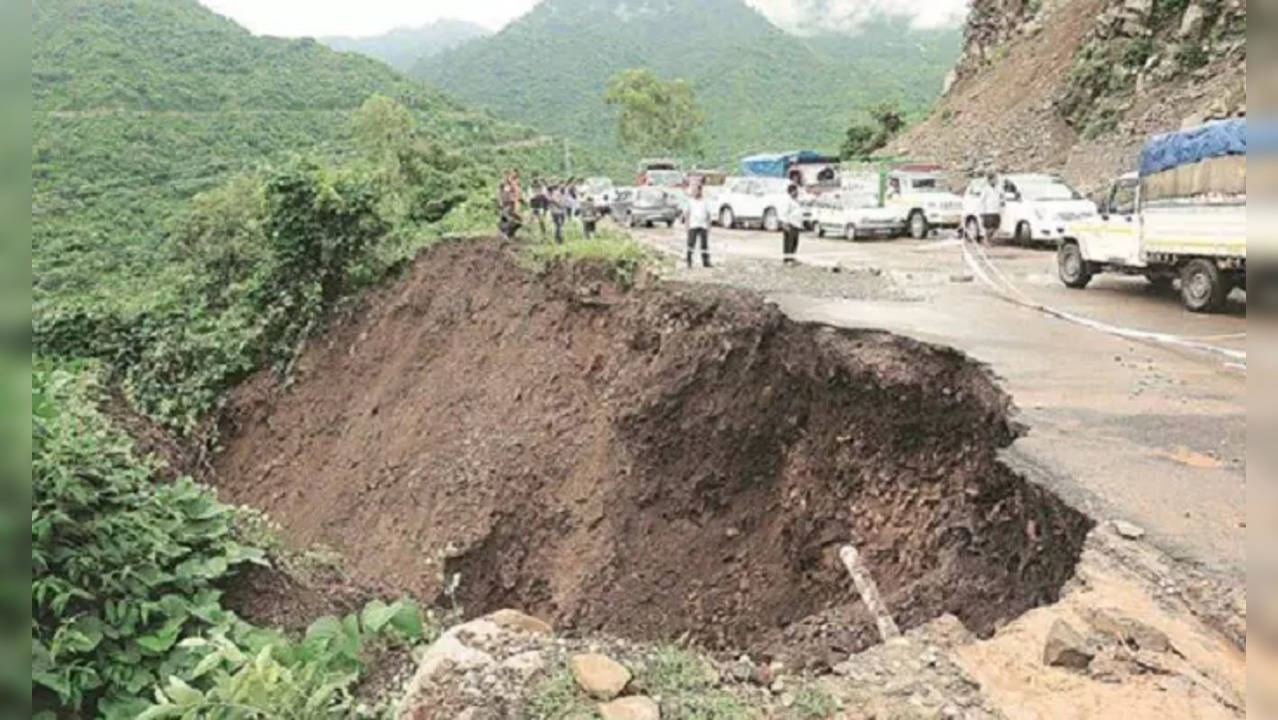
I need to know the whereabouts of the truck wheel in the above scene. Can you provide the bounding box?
[908,210,928,239]
[763,208,780,232]
[719,206,735,229]
[816,225,825,237]
[844,223,857,241]
[1180,258,1228,312]
[666,219,673,228]
[1057,241,1092,289]
[1015,221,1033,244]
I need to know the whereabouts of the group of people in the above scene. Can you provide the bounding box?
[501,168,811,266]
[680,181,807,268]
[497,170,600,243]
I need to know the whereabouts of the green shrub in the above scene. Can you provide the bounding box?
[1175,43,1209,70]
[32,360,263,716]
[522,227,653,287]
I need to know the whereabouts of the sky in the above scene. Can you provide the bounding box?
[199,0,969,38]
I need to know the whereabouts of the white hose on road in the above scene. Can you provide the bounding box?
[960,240,1247,366]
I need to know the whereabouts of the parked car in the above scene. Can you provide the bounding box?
[623,186,681,227]
[581,176,617,212]
[609,187,635,219]
[810,191,902,240]
[713,176,808,231]
[961,173,1098,245]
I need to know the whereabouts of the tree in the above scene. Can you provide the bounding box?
[840,101,905,159]
[603,68,703,155]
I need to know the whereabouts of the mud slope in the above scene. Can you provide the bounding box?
[215,240,1092,659]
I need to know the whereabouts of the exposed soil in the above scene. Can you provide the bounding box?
[213,239,1092,661]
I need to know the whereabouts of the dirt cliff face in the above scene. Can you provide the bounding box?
[212,240,1091,663]
[893,0,1245,193]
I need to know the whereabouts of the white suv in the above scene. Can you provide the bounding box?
[962,173,1098,244]
[714,176,806,231]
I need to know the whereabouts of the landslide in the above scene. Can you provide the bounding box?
[213,239,1091,660]
[890,0,1245,193]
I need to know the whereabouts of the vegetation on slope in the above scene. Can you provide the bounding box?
[30,1,575,716]
[412,0,960,174]
[319,19,492,71]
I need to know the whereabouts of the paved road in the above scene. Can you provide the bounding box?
[630,222,1247,579]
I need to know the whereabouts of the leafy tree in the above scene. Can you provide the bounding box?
[840,101,905,158]
[603,68,704,156]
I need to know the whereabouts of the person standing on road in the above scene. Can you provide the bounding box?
[978,172,1003,244]
[781,183,805,265]
[683,182,712,268]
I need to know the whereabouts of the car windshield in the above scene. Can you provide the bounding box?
[585,178,613,191]
[646,170,684,186]
[1018,181,1083,201]
[636,188,666,204]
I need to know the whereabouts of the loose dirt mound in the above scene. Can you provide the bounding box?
[214,239,1091,661]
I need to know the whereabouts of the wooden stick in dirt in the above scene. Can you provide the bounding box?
[839,543,901,642]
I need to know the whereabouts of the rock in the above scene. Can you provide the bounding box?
[1178,2,1205,37]
[780,691,796,707]
[501,650,547,681]
[1112,519,1146,539]
[484,608,553,636]
[750,664,774,686]
[570,653,632,699]
[1043,620,1094,669]
[1123,0,1153,16]
[1084,608,1172,653]
[598,696,660,720]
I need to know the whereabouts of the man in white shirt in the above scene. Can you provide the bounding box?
[781,183,806,265]
[978,172,1003,244]
[683,182,712,268]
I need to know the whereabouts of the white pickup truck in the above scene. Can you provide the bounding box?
[1057,119,1247,312]
[884,169,964,238]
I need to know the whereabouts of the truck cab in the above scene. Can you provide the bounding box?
[885,169,963,238]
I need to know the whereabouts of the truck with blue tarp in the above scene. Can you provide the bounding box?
[1057,118,1249,312]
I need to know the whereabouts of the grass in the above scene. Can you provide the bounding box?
[520,221,653,287]
[791,685,838,719]
[524,667,601,720]
[646,645,754,720]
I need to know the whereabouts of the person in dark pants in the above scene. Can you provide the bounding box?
[529,177,548,236]
[581,196,600,238]
[682,182,711,267]
[549,184,567,244]
[781,183,804,265]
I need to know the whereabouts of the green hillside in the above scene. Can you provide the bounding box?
[33,0,542,314]
[412,0,960,172]
[319,19,491,71]
[32,2,575,715]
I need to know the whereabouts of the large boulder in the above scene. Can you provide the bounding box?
[570,653,633,700]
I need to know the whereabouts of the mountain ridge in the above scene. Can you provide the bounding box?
[412,0,959,171]
[319,19,491,71]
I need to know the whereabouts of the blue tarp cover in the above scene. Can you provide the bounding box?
[740,150,829,177]
[1138,118,1246,176]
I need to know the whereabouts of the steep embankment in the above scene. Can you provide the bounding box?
[213,240,1091,662]
[890,0,1245,192]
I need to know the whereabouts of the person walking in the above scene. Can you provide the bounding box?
[683,181,712,268]
[781,183,805,265]
[497,171,521,239]
[978,172,1003,245]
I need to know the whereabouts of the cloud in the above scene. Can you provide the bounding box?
[745,0,970,34]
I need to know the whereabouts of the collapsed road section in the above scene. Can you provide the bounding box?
[214,239,1092,661]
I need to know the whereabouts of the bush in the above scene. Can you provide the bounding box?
[32,361,263,716]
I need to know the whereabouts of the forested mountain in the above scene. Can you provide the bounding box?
[319,19,491,71]
[412,0,960,169]
[33,0,536,316]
